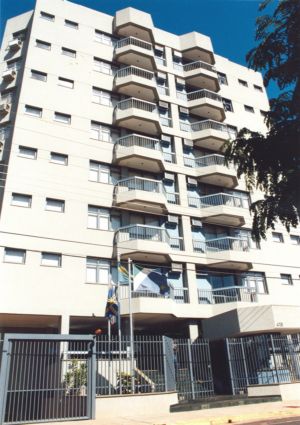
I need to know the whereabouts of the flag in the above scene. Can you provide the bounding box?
[105,285,118,324]
[118,264,129,285]
[133,264,169,295]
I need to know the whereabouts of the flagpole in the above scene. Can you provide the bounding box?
[128,257,135,394]
[108,318,111,395]
[117,252,122,394]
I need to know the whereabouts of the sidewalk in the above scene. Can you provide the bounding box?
[58,400,300,425]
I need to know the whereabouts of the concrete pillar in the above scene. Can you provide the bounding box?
[177,173,188,207]
[181,216,193,252]
[173,136,184,167]
[186,262,198,305]
[189,324,199,342]
[60,315,70,334]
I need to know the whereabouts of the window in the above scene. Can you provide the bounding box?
[45,198,65,212]
[92,88,112,106]
[93,58,114,75]
[290,235,300,245]
[31,69,47,81]
[95,30,113,45]
[11,193,32,207]
[244,105,254,113]
[64,19,78,29]
[254,84,263,92]
[18,146,37,159]
[86,257,110,283]
[88,206,110,230]
[272,232,284,243]
[50,152,68,165]
[217,72,228,85]
[58,77,74,89]
[40,11,55,21]
[222,98,233,112]
[54,112,71,124]
[36,39,51,50]
[280,274,293,285]
[41,252,61,267]
[238,79,248,87]
[61,47,76,58]
[89,161,110,183]
[7,59,21,71]
[4,248,26,264]
[90,122,118,142]
[24,105,42,117]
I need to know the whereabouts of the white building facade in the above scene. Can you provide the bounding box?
[0,0,300,339]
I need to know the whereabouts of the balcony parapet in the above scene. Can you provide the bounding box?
[198,286,257,305]
[114,36,156,71]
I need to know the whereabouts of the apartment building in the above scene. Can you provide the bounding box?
[0,0,300,340]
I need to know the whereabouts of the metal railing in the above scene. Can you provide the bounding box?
[166,192,180,205]
[157,85,169,96]
[198,286,258,304]
[183,60,217,73]
[160,116,172,127]
[193,237,250,253]
[187,89,222,103]
[183,154,226,168]
[119,283,188,304]
[163,151,176,163]
[188,193,248,209]
[115,97,158,114]
[115,224,183,251]
[180,119,231,134]
[115,176,165,195]
[115,134,161,151]
[115,65,154,80]
[227,334,300,395]
[115,36,153,52]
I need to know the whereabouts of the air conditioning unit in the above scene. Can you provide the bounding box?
[163,172,175,181]
[155,45,164,52]
[187,177,197,186]
[171,263,183,272]
[2,69,16,82]
[157,72,166,80]
[8,39,22,51]
[161,134,171,143]
[0,103,10,114]
[173,50,182,58]
[159,101,168,109]
[179,107,189,114]
[167,215,179,224]
[176,77,185,85]
[191,218,202,227]
[183,138,193,148]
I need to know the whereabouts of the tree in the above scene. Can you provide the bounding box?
[224,0,300,241]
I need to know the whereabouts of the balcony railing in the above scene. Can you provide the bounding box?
[116,176,164,194]
[115,134,161,151]
[115,65,154,81]
[188,193,248,209]
[115,36,153,52]
[187,89,222,103]
[183,154,226,168]
[163,152,176,163]
[157,86,169,96]
[183,60,216,73]
[115,97,158,113]
[198,286,257,304]
[160,116,172,127]
[180,119,232,135]
[193,237,250,253]
[119,283,189,304]
[165,192,180,205]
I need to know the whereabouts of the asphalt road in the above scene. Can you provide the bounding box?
[242,417,300,425]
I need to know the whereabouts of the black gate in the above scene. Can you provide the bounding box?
[174,338,214,401]
[0,334,95,424]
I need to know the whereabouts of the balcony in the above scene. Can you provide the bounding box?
[114,66,158,102]
[114,176,167,213]
[114,37,155,71]
[115,224,183,263]
[0,103,11,116]
[198,286,257,305]
[114,134,165,172]
[114,98,171,135]
[186,90,225,121]
[181,120,233,151]
[193,237,252,270]
[184,154,238,188]
[188,193,249,226]
[183,61,220,91]
[119,285,189,304]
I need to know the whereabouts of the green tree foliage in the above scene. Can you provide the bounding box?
[225,0,300,241]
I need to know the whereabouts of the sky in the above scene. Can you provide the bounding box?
[0,0,279,98]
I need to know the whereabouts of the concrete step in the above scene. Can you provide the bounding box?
[170,395,282,412]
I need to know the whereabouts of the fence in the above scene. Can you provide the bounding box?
[198,287,257,305]
[183,154,226,168]
[115,36,153,52]
[226,334,300,395]
[187,89,222,103]
[188,193,248,209]
[118,285,189,304]
[183,60,217,73]
[115,66,154,81]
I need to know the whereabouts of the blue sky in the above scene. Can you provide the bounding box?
[0,0,278,98]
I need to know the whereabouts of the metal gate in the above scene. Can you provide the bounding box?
[226,334,300,395]
[174,338,214,401]
[0,334,95,424]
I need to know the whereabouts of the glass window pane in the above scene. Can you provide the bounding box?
[4,248,25,263]
[86,267,96,283]
[41,253,61,266]
[88,215,97,228]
